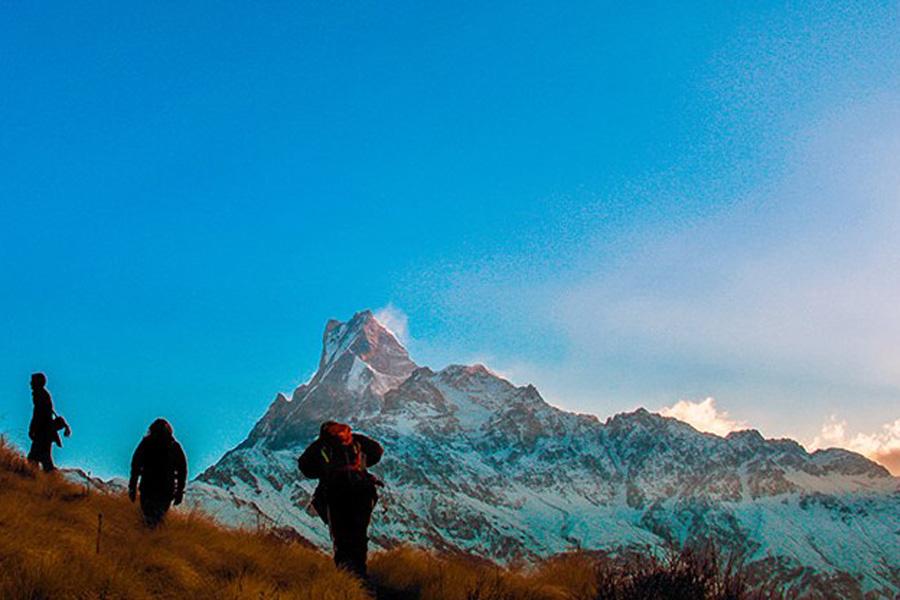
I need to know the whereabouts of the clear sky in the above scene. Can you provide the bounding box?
[2,2,898,478]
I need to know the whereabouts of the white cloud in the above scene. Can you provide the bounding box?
[660,397,748,437]
[808,415,900,475]
[374,303,411,345]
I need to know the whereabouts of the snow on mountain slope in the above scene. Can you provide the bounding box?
[193,310,900,598]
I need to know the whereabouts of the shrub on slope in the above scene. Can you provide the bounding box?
[368,546,779,600]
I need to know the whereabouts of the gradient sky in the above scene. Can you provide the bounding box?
[2,2,898,478]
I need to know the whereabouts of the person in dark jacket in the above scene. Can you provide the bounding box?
[298,421,383,578]
[27,373,71,472]
[129,419,187,528]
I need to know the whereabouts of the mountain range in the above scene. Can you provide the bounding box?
[190,310,899,598]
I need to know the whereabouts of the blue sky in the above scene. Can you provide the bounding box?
[2,2,898,477]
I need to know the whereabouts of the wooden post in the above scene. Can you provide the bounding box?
[96,513,103,555]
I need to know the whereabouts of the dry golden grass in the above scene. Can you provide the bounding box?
[0,438,779,600]
[369,546,575,600]
[0,438,369,600]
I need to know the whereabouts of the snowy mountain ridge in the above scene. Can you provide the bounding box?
[193,310,899,598]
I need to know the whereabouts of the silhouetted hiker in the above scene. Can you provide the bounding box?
[129,419,187,528]
[298,421,383,578]
[27,372,71,472]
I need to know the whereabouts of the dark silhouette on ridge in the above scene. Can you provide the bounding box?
[298,421,383,579]
[129,418,187,527]
[27,372,71,472]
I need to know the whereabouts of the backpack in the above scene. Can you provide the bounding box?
[310,440,382,523]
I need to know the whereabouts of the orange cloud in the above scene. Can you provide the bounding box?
[871,449,900,475]
[808,416,900,476]
[659,397,748,437]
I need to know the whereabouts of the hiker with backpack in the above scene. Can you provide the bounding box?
[298,421,383,578]
[27,372,71,472]
[128,418,188,527]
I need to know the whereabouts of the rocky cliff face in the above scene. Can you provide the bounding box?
[192,310,900,598]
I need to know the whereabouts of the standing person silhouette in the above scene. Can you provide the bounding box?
[27,372,71,472]
[298,421,383,579]
[128,419,187,528]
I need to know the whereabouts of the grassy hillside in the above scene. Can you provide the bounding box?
[0,439,369,599]
[0,439,776,600]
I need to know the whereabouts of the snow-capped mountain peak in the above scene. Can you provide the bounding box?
[239,311,417,449]
[318,309,416,379]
